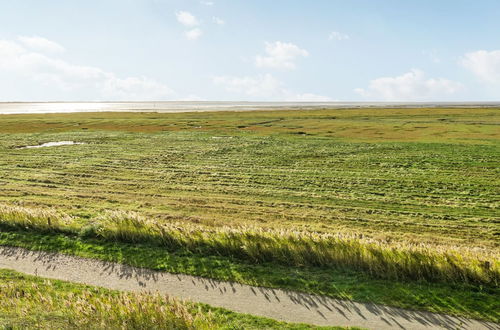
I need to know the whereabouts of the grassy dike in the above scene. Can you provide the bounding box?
[0,268,353,329]
[0,228,498,322]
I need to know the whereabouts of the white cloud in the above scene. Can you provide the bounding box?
[175,11,203,40]
[185,28,203,40]
[101,76,174,100]
[328,31,349,41]
[213,16,225,25]
[179,94,206,101]
[286,93,334,102]
[213,74,332,101]
[0,38,175,100]
[175,11,199,27]
[213,74,284,98]
[460,50,500,83]
[18,36,65,53]
[355,69,462,101]
[255,41,308,70]
[200,1,214,6]
[0,40,24,59]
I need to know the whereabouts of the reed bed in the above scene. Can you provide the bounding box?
[1,204,498,287]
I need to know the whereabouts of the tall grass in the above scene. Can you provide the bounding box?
[0,278,211,329]
[95,210,499,286]
[1,204,498,287]
[0,204,70,231]
[1,270,350,329]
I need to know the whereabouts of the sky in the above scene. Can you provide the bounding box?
[0,0,499,102]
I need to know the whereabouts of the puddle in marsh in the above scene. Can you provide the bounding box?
[17,141,85,149]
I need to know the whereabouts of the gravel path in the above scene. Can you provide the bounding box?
[0,246,497,330]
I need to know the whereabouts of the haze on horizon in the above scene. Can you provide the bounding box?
[0,0,499,102]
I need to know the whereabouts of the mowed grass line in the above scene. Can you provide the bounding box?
[0,128,498,248]
[0,228,498,322]
[0,269,352,330]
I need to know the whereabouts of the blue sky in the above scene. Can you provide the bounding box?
[0,0,499,101]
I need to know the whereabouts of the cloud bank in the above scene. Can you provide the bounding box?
[460,50,500,84]
[213,74,332,101]
[0,38,174,100]
[355,69,462,101]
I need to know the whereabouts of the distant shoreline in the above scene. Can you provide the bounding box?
[1,101,499,115]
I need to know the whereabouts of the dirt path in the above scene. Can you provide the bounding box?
[0,246,497,330]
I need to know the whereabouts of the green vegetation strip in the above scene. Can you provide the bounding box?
[0,228,498,323]
[0,268,351,329]
[1,205,498,287]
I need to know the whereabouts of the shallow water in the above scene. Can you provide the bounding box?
[18,141,85,149]
[1,101,499,114]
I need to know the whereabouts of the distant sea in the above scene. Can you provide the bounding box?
[1,102,499,114]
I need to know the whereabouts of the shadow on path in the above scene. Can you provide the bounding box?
[0,246,497,330]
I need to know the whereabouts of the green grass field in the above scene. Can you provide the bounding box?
[0,107,498,322]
